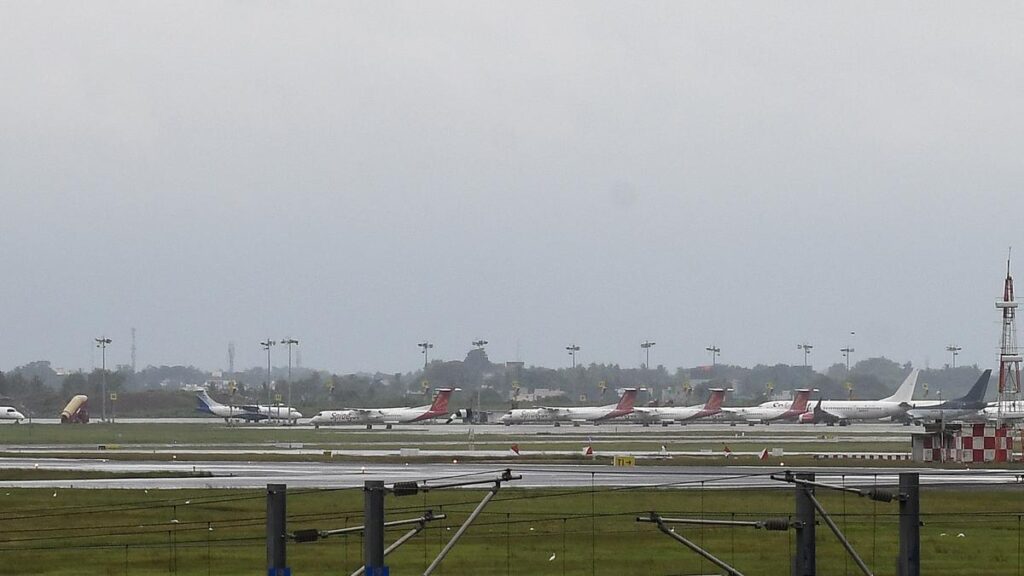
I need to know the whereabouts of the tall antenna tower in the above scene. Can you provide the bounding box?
[996,252,1022,424]
[131,328,137,372]
[228,341,236,374]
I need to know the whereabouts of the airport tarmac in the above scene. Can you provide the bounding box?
[0,458,1020,490]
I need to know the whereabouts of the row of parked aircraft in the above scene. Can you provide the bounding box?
[2,370,1011,427]
[187,367,1023,428]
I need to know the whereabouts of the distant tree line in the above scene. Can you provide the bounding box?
[0,352,987,418]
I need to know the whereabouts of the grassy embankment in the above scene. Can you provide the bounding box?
[0,485,1020,575]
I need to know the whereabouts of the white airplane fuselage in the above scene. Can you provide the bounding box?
[310,401,451,426]
[716,400,802,423]
[500,403,628,424]
[813,400,906,422]
[0,406,25,421]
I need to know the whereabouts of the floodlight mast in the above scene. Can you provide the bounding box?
[797,343,813,367]
[945,345,961,368]
[418,341,434,370]
[641,340,656,369]
[566,344,580,369]
[94,337,112,422]
[281,338,299,422]
[261,339,276,409]
[705,345,720,367]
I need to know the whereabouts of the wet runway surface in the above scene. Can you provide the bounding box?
[0,458,1020,490]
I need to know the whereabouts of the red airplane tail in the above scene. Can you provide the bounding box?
[614,389,638,412]
[790,389,812,412]
[703,388,727,411]
[429,389,453,414]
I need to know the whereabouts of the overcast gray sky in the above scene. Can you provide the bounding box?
[2,2,1022,375]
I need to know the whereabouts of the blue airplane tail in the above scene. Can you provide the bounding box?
[195,391,217,414]
[960,370,991,404]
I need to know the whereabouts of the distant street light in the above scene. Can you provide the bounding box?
[705,345,721,367]
[797,343,813,367]
[566,344,580,369]
[280,338,299,419]
[260,339,276,408]
[641,341,656,369]
[946,345,962,369]
[418,341,434,370]
[472,339,488,350]
[840,347,855,373]
[94,337,112,422]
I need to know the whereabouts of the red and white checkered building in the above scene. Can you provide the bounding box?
[912,423,1017,463]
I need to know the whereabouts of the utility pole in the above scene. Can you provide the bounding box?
[266,484,288,576]
[364,480,386,575]
[94,337,112,422]
[792,472,816,576]
[897,473,920,576]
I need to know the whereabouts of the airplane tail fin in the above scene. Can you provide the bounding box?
[615,388,638,412]
[195,390,220,414]
[959,370,991,403]
[703,388,727,411]
[790,389,812,412]
[430,388,454,414]
[883,369,920,403]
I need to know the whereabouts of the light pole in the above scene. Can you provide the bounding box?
[566,344,580,369]
[472,339,488,350]
[260,339,276,409]
[705,345,720,367]
[946,345,962,369]
[281,338,299,419]
[418,341,433,370]
[797,343,813,367]
[641,340,656,369]
[840,347,855,373]
[94,337,112,422]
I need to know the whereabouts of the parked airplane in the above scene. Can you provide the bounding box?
[905,370,991,423]
[498,388,639,426]
[800,369,920,425]
[717,388,814,425]
[195,390,303,424]
[632,388,728,426]
[0,406,25,422]
[309,388,457,429]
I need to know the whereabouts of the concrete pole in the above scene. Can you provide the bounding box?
[364,480,386,576]
[898,473,920,576]
[792,472,816,576]
[266,483,287,575]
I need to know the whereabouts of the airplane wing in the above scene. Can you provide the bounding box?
[810,401,842,424]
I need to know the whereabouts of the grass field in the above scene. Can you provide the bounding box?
[0,482,1021,575]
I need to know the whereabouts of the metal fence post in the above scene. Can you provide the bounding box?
[793,472,816,576]
[267,483,289,576]
[364,480,388,576]
[898,473,920,576]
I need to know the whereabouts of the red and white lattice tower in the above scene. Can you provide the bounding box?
[996,255,1023,424]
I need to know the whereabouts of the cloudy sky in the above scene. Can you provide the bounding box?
[2,2,1022,374]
